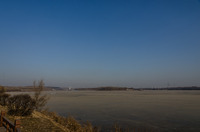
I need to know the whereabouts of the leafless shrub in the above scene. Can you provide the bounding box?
[0,85,10,106]
[66,115,82,131]
[112,124,123,132]
[0,85,6,94]
[82,121,101,132]
[7,94,36,116]
[0,93,10,106]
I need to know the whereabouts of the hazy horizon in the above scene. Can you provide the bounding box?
[2,84,200,89]
[1,0,200,88]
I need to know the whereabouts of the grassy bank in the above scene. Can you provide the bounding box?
[0,105,100,132]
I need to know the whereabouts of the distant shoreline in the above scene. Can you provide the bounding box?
[74,86,200,91]
[3,86,200,92]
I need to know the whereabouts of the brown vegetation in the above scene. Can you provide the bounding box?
[41,110,100,132]
[3,80,49,116]
[33,80,49,111]
[7,94,36,116]
[0,86,10,106]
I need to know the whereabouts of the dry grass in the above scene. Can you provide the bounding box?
[0,105,67,132]
[41,110,100,132]
[0,105,100,132]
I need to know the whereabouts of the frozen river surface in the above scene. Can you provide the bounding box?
[44,90,200,131]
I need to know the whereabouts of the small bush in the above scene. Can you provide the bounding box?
[0,86,10,106]
[112,124,123,132]
[0,93,10,106]
[82,121,95,132]
[0,85,6,94]
[7,94,36,116]
[66,116,82,131]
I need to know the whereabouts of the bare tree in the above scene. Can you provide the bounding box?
[33,80,49,111]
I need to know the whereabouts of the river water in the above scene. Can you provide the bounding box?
[43,90,200,132]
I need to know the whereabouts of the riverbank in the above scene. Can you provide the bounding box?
[0,105,100,132]
[0,105,68,132]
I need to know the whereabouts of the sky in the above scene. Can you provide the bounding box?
[0,0,200,88]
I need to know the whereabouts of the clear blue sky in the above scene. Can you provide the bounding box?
[0,0,200,88]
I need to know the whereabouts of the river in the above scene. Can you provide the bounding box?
[44,90,200,132]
